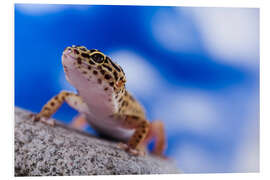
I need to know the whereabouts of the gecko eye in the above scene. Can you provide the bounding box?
[91,53,105,63]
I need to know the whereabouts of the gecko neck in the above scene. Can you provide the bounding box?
[65,68,119,118]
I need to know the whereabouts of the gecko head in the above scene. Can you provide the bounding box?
[62,45,127,93]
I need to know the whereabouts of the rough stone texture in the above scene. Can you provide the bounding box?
[15,107,180,176]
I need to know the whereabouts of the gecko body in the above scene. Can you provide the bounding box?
[34,46,166,156]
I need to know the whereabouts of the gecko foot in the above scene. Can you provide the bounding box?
[117,143,145,156]
[152,153,168,160]
[30,113,55,126]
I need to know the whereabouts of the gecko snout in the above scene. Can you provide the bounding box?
[63,47,74,56]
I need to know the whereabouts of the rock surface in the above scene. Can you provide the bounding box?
[14,107,180,176]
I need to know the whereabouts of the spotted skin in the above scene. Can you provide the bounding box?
[33,45,166,156]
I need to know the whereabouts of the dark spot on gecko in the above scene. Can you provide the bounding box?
[54,96,58,100]
[89,60,95,65]
[50,102,55,106]
[83,71,87,74]
[142,129,146,133]
[118,97,123,103]
[131,115,138,120]
[104,87,108,91]
[103,64,112,72]
[77,57,82,64]
[104,74,111,80]
[109,82,114,87]
[100,69,105,75]
[97,79,102,84]
[88,65,91,70]
[63,67,68,72]
[80,47,87,51]
[110,60,121,72]
[44,107,50,111]
[104,57,109,64]
[93,70,98,75]
[74,49,79,54]
[89,49,98,53]
[138,135,142,138]
[108,98,111,102]
[81,52,90,58]
[113,71,118,80]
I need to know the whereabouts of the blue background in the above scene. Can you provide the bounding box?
[15,4,259,173]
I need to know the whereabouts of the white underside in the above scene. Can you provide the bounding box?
[62,53,135,141]
[86,114,135,141]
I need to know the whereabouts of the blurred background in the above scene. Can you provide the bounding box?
[15,4,259,173]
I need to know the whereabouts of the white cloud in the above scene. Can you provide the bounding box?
[153,89,220,135]
[187,8,259,68]
[171,143,218,173]
[232,97,259,172]
[233,134,259,172]
[151,8,198,53]
[15,4,66,15]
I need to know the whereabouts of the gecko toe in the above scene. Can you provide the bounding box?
[40,117,55,126]
[128,148,145,156]
[117,142,129,150]
[30,114,55,126]
[117,143,145,156]
[30,113,40,122]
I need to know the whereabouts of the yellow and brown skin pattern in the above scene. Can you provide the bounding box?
[33,45,167,157]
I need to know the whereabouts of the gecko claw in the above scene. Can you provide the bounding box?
[30,113,55,126]
[29,113,40,122]
[117,143,145,156]
[40,117,55,126]
[117,142,128,149]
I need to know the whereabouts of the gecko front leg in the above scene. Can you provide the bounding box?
[33,91,89,126]
[111,114,150,156]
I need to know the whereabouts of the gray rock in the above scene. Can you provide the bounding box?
[15,107,180,176]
